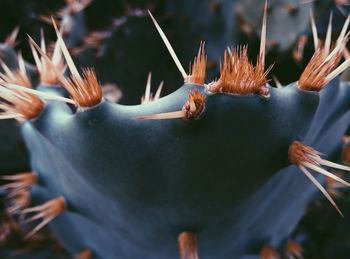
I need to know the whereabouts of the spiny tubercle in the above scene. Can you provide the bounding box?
[298,48,342,91]
[182,89,206,120]
[66,67,103,108]
[0,87,44,121]
[208,46,270,96]
[133,89,205,121]
[289,141,321,165]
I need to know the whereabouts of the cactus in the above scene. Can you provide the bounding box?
[235,0,313,52]
[2,2,350,259]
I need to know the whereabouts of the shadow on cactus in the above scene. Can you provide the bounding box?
[2,2,350,259]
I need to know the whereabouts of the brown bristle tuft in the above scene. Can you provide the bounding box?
[299,13,350,91]
[0,86,44,121]
[21,196,66,239]
[132,89,205,120]
[182,89,205,119]
[1,172,34,215]
[289,141,350,216]
[29,34,65,86]
[298,48,342,91]
[289,141,320,166]
[41,50,65,85]
[208,46,270,96]
[29,22,103,108]
[1,70,31,88]
[6,189,30,215]
[66,67,103,107]
[178,232,199,259]
[133,89,205,120]
[0,55,31,88]
[186,42,207,85]
[0,171,37,195]
[285,240,303,259]
[260,245,280,259]
[50,19,102,107]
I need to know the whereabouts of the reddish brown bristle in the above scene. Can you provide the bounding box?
[186,42,207,85]
[298,48,342,91]
[65,67,102,107]
[289,141,319,166]
[2,70,31,88]
[7,189,30,215]
[208,46,270,96]
[289,141,350,216]
[29,33,65,86]
[178,232,199,259]
[41,65,65,85]
[29,26,103,108]
[41,48,65,85]
[0,171,37,194]
[49,19,103,107]
[299,13,350,91]
[260,245,280,259]
[0,56,31,88]
[0,87,44,121]
[182,89,205,119]
[285,240,303,259]
[21,196,66,239]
